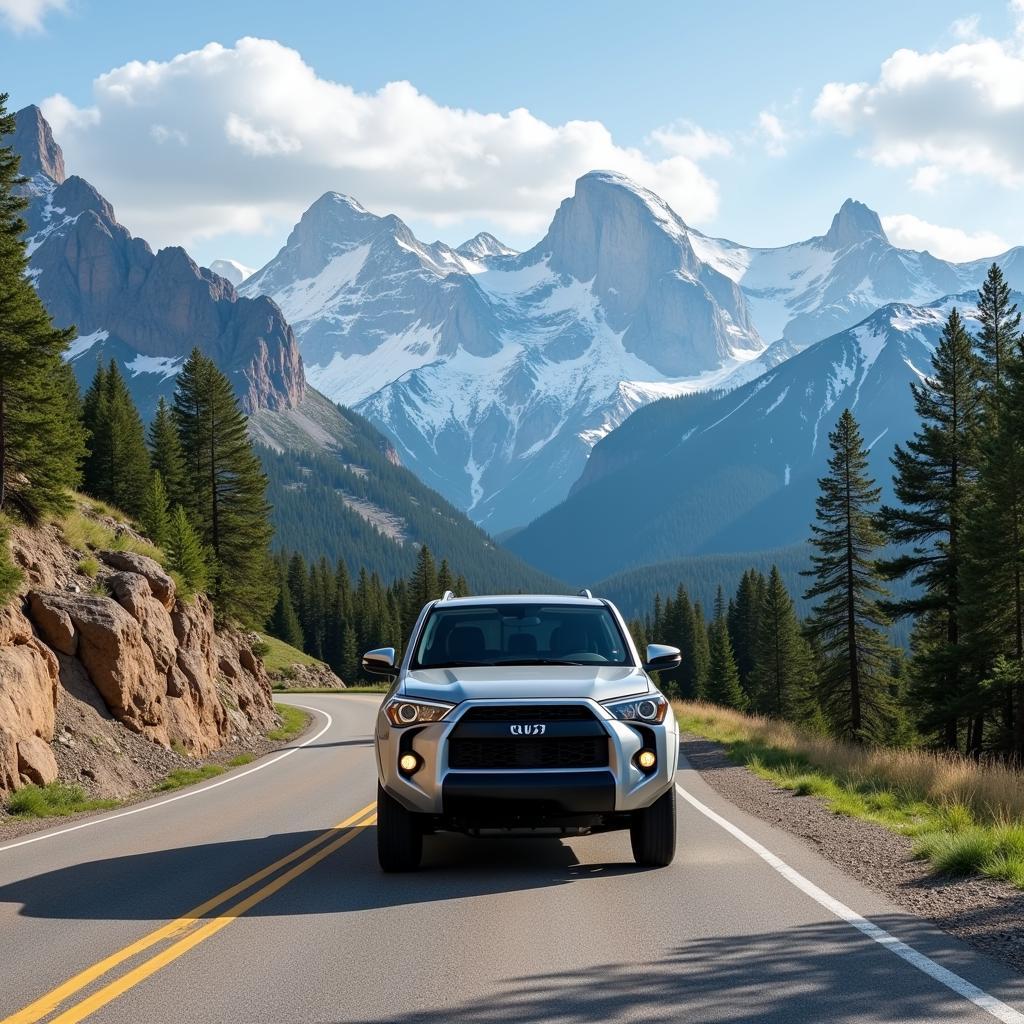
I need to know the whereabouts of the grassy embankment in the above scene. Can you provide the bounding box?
[260,632,389,693]
[677,701,1024,889]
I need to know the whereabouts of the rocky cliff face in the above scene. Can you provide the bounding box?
[9,106,305,420]
[0,503,277,797]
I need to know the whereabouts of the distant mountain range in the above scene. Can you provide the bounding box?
[8,105,562,596]
[241,173,1023,533]
[507,292,1011,584]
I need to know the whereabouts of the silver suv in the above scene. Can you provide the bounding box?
[365,592,681,872]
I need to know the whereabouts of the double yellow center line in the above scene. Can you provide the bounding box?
[3,801,377,1024]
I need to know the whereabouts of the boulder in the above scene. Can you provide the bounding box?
[27,590,167,745]
[0,635,59,792]
[17,734,58,786]
[107,572,177,674]
[97,550,175,608]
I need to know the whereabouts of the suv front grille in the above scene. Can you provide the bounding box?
[458,704,594,723]
[448,736,608,770]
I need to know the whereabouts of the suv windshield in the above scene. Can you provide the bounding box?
[411,603,633,669]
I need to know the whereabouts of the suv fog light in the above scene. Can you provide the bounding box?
[636,750,657,771]
[399,753,420,775]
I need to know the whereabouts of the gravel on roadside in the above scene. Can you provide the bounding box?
[681,735,1024,976]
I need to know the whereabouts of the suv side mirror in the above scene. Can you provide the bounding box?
[362,647,397,677]
[644,644,681,673]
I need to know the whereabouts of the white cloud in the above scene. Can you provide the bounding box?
[0,0,65,33]
[882,213,1010,261]
[950,15,980,41]
[647,121,732,160]
[42,38,727,252]
[755,111,790,157]
[813,29,1024,189]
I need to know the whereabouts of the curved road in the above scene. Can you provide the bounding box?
[1,693,1023,1024]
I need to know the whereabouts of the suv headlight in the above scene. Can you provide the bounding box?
[602,693,669,724]
[384,698,455,727]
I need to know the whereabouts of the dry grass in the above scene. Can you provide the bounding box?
[676,701,1024,827]
[60,499,166,567]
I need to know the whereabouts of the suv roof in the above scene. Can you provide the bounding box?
[433,593,605,607]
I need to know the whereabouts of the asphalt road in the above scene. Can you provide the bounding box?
[2,692,1024,1024]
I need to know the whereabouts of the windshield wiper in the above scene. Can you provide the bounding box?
[417,661,496,669]
[499,658,585,666]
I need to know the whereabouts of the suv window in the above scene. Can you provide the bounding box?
[411,603,633,668]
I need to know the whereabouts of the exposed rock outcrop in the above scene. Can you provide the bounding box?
[0,503,277,796]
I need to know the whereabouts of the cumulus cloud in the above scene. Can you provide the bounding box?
[42,37,728,252]
[647,121,732,160]
[882,213,1011,261]
[755,111,790,157]
[813,22,1024,190]
[0,0,66,32]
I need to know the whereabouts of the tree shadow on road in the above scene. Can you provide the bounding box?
[337,917,1024,1024]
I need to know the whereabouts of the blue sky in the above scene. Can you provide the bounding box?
[3,0,1022,270]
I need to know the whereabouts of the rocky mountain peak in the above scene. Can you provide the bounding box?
[823,198,886,250]
[12,105,66,186]
[455,232,517,259]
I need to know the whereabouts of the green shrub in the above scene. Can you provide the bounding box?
[7,783,119,817]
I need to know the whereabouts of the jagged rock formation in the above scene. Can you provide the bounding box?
[0,505,276,795]
[8,106,305,420]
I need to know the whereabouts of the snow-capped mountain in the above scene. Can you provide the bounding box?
[690,199,1024,349]
[508,292,1002,583]
[242,171,764,531]
[12,105,304,421]
[209,259,256,286]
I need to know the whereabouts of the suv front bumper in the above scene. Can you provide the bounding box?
[376,698,678,819]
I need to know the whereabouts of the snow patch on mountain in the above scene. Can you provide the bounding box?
[66,329,108,361]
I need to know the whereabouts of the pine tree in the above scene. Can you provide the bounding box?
[437,558,455,596]
[729,569,766,691]
[82,360,150,516]
[675,587,701,699]
[976,262,1022,396]
[166,504,208,594]
[147,396,187,508]
[706,587,746,709]
[407,545,438,619]
[749,566,815,720]
[803,409,893,742]
[172,349,275,624]
[268,568,303,649]
[0,94,85,521]
[691,601,711,699]
[877,308,983,749]
[964,266,1024,758]
[140,471,172,548]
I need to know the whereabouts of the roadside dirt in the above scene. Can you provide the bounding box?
[681,735,1024,976]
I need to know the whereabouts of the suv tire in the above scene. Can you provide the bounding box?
[629,786,676,867]
[377,782,423,872]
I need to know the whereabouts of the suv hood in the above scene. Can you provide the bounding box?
[401,666,653,705]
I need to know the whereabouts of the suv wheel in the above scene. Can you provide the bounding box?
[630,786,677,867]
[377,782,423,872]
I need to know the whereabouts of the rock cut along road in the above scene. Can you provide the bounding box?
[1,693,1023,1024]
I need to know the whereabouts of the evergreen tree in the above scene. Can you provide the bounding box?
[976,262,1021,395]
[437,558,455,596]
[803,409,893,742]
[877,308,984,749]
[147,396,187,508]
[407,545,438,619]
[268,568,303,650]
[691,600,711,699]
[729,569,766,691]
[140,471,172,548]
[749,566,815,719]
[964,266,1024,758]
[0,94,84,521]
[706,587,746,709]
[172,349,275,624]
[82,360,150,516]
[166,504,208,593]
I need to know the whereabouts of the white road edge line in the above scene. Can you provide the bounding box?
[675,782,1024,1024]
[0,703,334,855]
